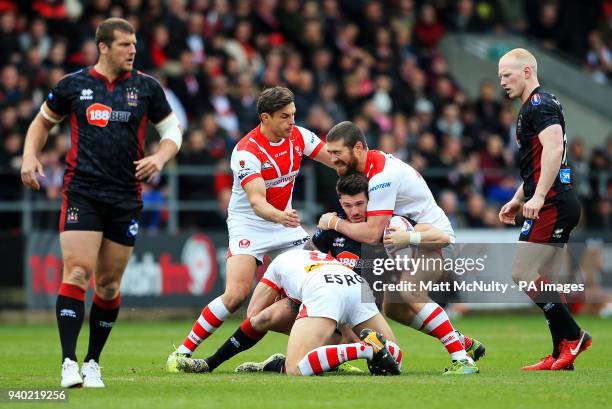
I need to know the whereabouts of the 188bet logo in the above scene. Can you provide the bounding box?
[86,103,112,127]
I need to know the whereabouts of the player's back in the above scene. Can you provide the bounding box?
[264,249,352,302]
[365,150,454,238]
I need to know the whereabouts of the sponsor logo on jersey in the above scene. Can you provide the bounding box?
[332,237,345,247]
[238,170,256,180]
[531,93,541,106]
[126,87,139,107]
[275,150,287,158]
[262,161,273,170]
[66,207,79,224]
[264,172,297,188]
[336,251,359,269]
[521,220,533,235]
[292,236,310,247]
[86,103,131,127]
[127,219,139,238]
[368,182,391,192]
[86,103,112,127]
[80,88,93,100]
[239,239,250,248]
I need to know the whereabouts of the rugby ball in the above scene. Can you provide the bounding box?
[384,216,416,258]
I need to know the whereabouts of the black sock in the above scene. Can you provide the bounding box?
[85,295,120,363]
[56,284,85,362]
[205,319,266,371]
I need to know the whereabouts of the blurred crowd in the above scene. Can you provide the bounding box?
[0,0,610,233]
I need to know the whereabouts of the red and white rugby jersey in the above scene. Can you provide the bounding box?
[364,150,454,238]
[260,249,347,303]
[228,125,325,224]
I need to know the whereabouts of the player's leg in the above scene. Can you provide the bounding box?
[200,297,298,373]
[77,238,133,387]
[175,254,257,356]
[382,251,479,373]
[57,230,103,388]
[352,313,403,370]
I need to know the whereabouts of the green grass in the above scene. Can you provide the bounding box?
[1,315,610,409]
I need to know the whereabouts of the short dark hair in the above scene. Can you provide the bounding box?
[326,121,367,149]
[95,18,135,49]
[336,172,369,198]
[257,87,294,117]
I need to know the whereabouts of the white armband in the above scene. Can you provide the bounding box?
[155,113,182,150]
[40,105,63,124]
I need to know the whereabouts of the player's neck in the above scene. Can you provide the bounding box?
[94,60,123,84]
[259,124,283,144]
[520,81,540,104]
[356,150,368,172]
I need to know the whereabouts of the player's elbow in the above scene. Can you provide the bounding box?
[363,230,383,245]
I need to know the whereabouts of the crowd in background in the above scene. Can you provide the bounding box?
[0,0,610,234]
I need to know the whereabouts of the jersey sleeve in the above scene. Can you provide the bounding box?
[311,228,333,253]
[531,97,562,134]
[231,148,261,188]
[147,77,173,124]
[261,258,282,293]
[45,75,73,117]
[296,126,325,158]
[366,172,398,217]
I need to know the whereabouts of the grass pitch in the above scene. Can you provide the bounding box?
[1,314,610,409]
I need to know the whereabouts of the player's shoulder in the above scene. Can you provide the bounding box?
[55,68,87,87]
[528,88,562,111]
[234,128,264,155]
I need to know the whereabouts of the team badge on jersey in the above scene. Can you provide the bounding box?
[531,94,541,106]
[294,145,302,156]
[66,207,79,224]
[521,220,533,235]
[127,219,139,238]
[239,239,250,248]
[126,87,139,107]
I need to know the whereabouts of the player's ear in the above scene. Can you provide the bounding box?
[260,112,269,123]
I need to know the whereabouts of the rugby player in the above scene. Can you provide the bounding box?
[497,48,591,370]
[166,87,334,370]
[317,122,480,374]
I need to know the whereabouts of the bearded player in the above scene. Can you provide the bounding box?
[318,122,480,374]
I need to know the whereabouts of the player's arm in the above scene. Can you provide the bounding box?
[499,182,525,225]
[319,213,390,245]
[134,113,182,182]
[383,223,450,252]
[311,143,335,168]
[300,127,335,169]
[523,124,564,219]
[243,178,300,227]
[21,103,62,190]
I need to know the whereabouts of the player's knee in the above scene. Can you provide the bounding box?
[249,309,273,331]
[95,281,120,300]
[64,264,92,287]
[221,288,250,312]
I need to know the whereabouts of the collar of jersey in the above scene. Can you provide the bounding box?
[89,67,132,85]
[255,125,287,147]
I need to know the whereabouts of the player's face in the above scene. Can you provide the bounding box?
[327,140,359,176]
[498,59,524,99]
[339,192,368,223]
[107,30,137,73]
[264,103,296,139]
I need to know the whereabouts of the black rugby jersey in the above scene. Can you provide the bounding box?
[515,87,571,200]
[46,67,172,207]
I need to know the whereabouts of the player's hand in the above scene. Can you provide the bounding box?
[134,154,165,183]
[383,226,410,252]
[317,212,337,230]
[279,208,300,228]
[499,198,521,225]
[522,195,544,220]
[20,154,45,190]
